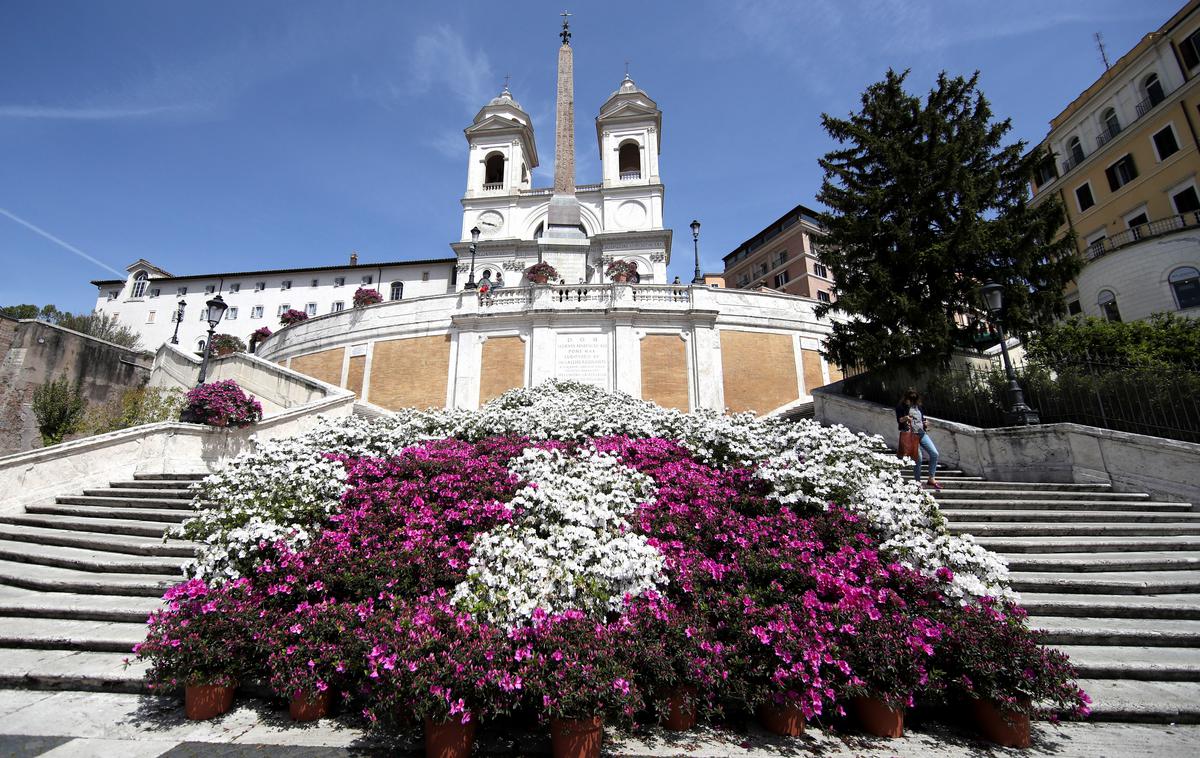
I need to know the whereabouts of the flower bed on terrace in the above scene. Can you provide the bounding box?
[137,381,1088,731]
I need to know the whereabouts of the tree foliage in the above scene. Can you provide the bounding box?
[32,375,86,446]
[1026,314,1200,367]
[815,69,1081,369]
[0,304,142,350]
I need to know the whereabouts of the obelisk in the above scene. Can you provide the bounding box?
[547,11,584,238]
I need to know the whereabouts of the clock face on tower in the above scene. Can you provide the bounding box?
[477,211,503,236]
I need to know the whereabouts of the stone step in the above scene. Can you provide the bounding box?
[25,505,190,524]
[0,586,159,623]
[0,559,174,598]
[0,515,172,539]
[81,488,193,501]
[1032,616,1200,647]
[133,473,207,481]
[937,480,1114,491]
[1059,645,1200,681]
[0,616,146,653]
[1004,551,1200,573]
[0,523,195,558]
[0,540,184,576]
[1075,679,1200,723]
[935,489,1149,501]
[951,522,1200,537]
[980,535,1200,554]
[1019,592,1200,620]
[943,509,1200,523]
[107,480,197,491]
[0,648,146,692]
[1010,570,1200,595]
[55,495,195,511]
[940,499,1191,512]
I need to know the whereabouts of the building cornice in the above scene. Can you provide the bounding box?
[90,257,456,287]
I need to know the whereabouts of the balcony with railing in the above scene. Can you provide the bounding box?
[473,283,692,311]
[1095,122,1123,148]
[1085,211,1200,261]
[1056,83,1176,180]
[482,182,504,192]
[619,170,641,181]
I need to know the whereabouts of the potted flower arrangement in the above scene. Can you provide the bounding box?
[353,287,383,307]
[604,259,638,283]
[133,578,262,720]
[524,262,558,285]
[265,600,362,722]
[208,333,246,358]
[182,379,263,428]
[935,598,1090,748]
[279,308,309,326]
[248,326,272,353]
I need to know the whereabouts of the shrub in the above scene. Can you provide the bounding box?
[81,385,186,435]
[1026,313,1200,366]
[182,379,262,428]
[279,309,309,326]
[605,259,638,279]
[524,262,558,282]
[209,333,246,357]
[31,375,86,446]
[353,287,383,307]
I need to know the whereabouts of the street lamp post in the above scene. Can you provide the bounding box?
[170,300,186,345]
[980,281,1040,426]
[690,219,703,284]
[465,227,481,290]
[195,294,228,386]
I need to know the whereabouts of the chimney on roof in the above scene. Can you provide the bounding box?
[350,252,358,266]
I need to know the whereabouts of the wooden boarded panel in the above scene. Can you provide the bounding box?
[289,347,344,387]
[720,330,798,414]
[346,354,366,397]
[640,334,689,411]
[801,349,826,393]
[368,335,451,410]
[479,336,526,404]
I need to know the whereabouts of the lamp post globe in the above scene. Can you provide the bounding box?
[980,281,1040,426]
[465,226,481,290]
[196,294,228,386]
[690,219,703,284]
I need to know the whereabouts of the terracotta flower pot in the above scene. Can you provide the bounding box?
[757,701,805,736]
[852,696,904,738]
[184,683,235,720]
[660,687,697,731]
[289,690,332,722]
[613,274,628,283]
[971,698,1031,749]
[550,714,603,758]
[424,716,477,758]
[531,275,549,285]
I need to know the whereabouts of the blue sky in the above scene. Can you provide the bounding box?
[0,0,1181,313]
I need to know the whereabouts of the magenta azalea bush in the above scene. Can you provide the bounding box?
[182,379,262,428]
[138,383,1089,730]
[524,262,558,282]
[605,259,638,279]
[279,309,309,326]
[353,287,383,307]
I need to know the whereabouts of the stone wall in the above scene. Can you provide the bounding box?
[0,317,152,455]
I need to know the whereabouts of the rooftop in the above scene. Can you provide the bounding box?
[90,256,457,287]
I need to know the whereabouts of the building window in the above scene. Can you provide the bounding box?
[198,339,206,353]
[229,283,240,293]
[305,303,317,316]
[251,306,264,319]
[1180,28,1200,71]
[1067,300,1082,316]
[390,281,404,301]
[1097,289,1121,322]
[334,276,345,287]
[146,311,156,324]
[813,262,828,278]
[737,273,750,287]
[1170,267,1200,309]
[1125,208,1149,229]
[332,301,345,313]
[361,275,373,285]
[817,290,831,303]
[618,140,641,179]
[1172,184,1200,214]
[254,281,265,292]
[131,272,148,298]
[1067,136,1085,166]
[773,271,790,288]
[107,290,118,300]
[149,288,160,298]
[1099,107,1121,142]
[227,307,238,320]
[177,286,187,296]
[1143,73,1166,108]
[1153,125,1180,161]
[773,250,788,268]
[1033,156,1057,188]
[1075,182,1096,212]
[1105,154,1138,191]
[199,308,207,321]
[277,304,290,316]
[311,278,319,287]
[483,152,505,187]
[204,285,216,294]
[281,280,292,290]
[421,271,430,281]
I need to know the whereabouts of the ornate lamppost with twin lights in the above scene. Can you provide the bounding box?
[690,219,703,284]
[464,226,481,290]
[195,294,228,386]
[980,281,1040,426]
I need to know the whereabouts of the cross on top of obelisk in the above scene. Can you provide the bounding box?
[560,11,572,45]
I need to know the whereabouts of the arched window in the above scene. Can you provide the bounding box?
[483,153,505,187]
[131,272,148,298]
[521,163,528,183]
[1068,136,1085,165]
[1101,107,1121,139]
[1143,73,1165,108]
[533,222,544,239]
[1170,266,1200,309]
[1097,289,1122,322]
[389,281,403,301]
[197,339,207,354]
[618,141,641,179]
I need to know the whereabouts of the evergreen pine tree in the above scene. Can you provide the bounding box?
[816,69,1080,369]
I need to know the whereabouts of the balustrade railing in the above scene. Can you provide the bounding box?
[473,283,693,309]
[1085,211,1200,260]
[482,182,504,191]
[619,170,641,181]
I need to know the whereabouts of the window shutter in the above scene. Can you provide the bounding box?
[1106,164,1120,192]
[1181,35,1200,70]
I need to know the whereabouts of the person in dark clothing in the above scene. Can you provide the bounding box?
[895,388,941,489]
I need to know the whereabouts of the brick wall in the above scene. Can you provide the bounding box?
[478,336,525,404]
[640,334,689,410]
[290,347,344,388]
[719,329,799,414]
[368,335,451,410]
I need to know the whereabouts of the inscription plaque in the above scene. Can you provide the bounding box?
[555,333,610,389]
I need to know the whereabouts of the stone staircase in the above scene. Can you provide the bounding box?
[932,469,1200,724]
[0,473,201,692]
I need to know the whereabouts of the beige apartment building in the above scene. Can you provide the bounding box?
[720,202,835,303]
[1029,0,1200,322]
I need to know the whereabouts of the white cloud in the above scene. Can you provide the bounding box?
[0,104,204,121]
[410,26,494,112]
